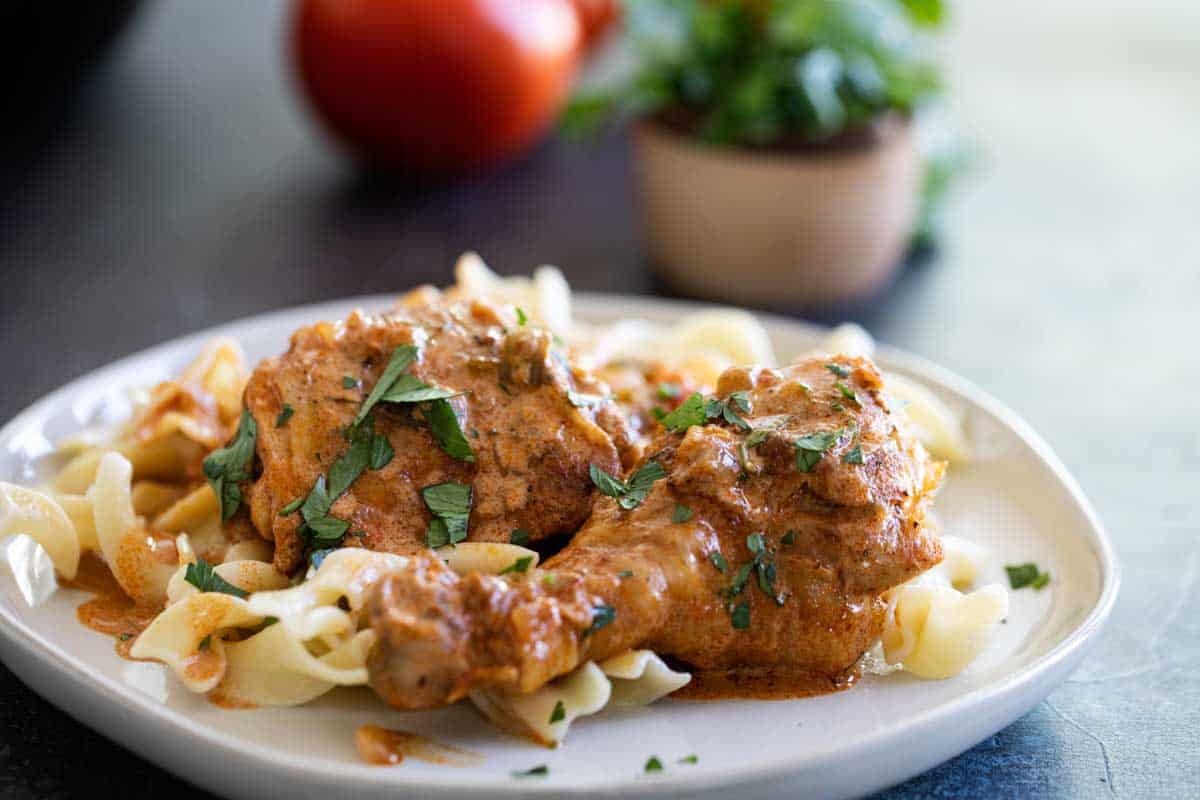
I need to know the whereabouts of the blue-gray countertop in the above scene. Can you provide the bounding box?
[1,1,1196,797]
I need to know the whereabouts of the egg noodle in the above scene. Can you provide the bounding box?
[0,254,1005,744]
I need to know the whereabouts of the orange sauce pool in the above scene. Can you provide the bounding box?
[60,552,161,660]
[673,665,858,701]
[355,726,481,767]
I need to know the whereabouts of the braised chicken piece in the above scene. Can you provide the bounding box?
[243,299,635,573]
[366,355,944,709]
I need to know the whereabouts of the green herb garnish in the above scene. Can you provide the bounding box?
[342,376,357,389]
[279,496,304,516]
[516,307,528,326]
[423,482,472,548]
[644,756,664,773]
[730,601,750,630]
[672,503,694,523]
[549,700,566,724]
[1006,563,1051,590]
[843,446,864,465]
[660,392,706,432]
[584,604,616,637]
[794,430,840,472]
[275,403,294,428]
[589,461,667,510]
[202,409,258,521]
[709,551,729,573]
[705,393,751,430]
[512,765,548,778]
[825,363,851,379]
[425,399,476,462]
[617,569,635,578]
[379,374,464,405]
[510,528,530,546]
[834,381,860,406]
[499,556,534,575]
[781,530,796,546]
[354,345,418,426]
[656,383,681,400]
[184,559,248,599]
[678,755,698,765]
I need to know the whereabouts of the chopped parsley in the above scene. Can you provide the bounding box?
[423,482,472,548]
[198,635,212,650]
[379,374,465,405]
[516,307,528,326]
[303,516,350,547]
[549,700,566,724]
[678,755,698,765]
[709,551,729,573]
[656,382,681,400]
[369,432,394,469]
[672,503,693,523]
[510,528,530,546]
[354,344,418,426]
[584,604,616,637]
[1006,563,1051,590]
[184,559,248,599]
[342,376,357,389]
[202,409,258,521]
[843,445,864,465]
[275,403,294,428]
[825,362,851,379]
[279,496,304,516]
[644,756,664,773]
[659,392,705,432]
[512,765,548,778]
[834,381,860,406]
[781,530,796,546]
[589,461,667,510]
[617,569,635,578]
[499,556,534,575]
[309,548,335,571]
[705,392,751,430]
[425,399,476,462]
[794,429,841,472]
[327,418,390,499]
[730,601,751,630]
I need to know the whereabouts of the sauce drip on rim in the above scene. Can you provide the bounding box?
[355,725,481,767]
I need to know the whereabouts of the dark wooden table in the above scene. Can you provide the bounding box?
[1,1,1196,797]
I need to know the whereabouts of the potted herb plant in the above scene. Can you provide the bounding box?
[566,0,954,307]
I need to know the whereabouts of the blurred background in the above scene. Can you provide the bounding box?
[1,1,1197,797]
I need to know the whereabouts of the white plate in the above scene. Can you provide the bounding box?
[0,294,1118,800]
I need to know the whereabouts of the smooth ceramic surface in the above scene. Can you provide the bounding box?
[0,294,1118,800]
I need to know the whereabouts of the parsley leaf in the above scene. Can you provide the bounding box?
[275,403,294,428]
[825,362,851,379]
[781,530,796,546]
[327,422,375,500]
[672,503,693,523]
[426,399,476,462]
[834,381,860,406]
[342,376,357,389]
[279,496,303,516]
[1006,563,1051,590]
[656,382,681,400]
[659,392,706,432]
[202,409,258,521]
[512,765,548,778]
[794,430,840,472]
[617,569,635,578]
[621,461,667,509]
[843,446,864,465]
[499,556,534,575]
[730,601,750,630]
[516,307,528,326]
[423,482,472,548]
[584,604,616,636]
[746,533,765,554]
[184,559,248,599]
[304,516,349,547]
[678,754,699,764]
[369,433,394,470]
[709,551,729,573]
[355,344,418,426]
[380,374,464,404]
[704,394,751,430]
[510,528,530,545]
[644,756,664,772]
[549,700,566,724]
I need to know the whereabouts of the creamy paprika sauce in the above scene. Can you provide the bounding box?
[674,666,859,701]
[60,552,160,660]
[355,725,481,767]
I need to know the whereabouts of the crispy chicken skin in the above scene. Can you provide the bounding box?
[243,299,634,573]
[366,356,944,708]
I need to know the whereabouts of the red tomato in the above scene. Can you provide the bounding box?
[292,0,582,174]
[569,0,620,50]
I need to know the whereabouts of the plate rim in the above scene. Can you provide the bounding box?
[0,291,1120,797]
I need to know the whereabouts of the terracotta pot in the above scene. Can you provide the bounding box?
[633,118,921,308]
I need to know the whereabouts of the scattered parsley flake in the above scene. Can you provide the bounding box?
[499,556,534,575]
[202,409,257,521]
[843,446,864,465]
[303,516,349,547]
[354,344,418,426]
[584,604,616,637]
[279,496,304,516]
[516,307,528,326]
[512,765,548,778]
[672,503,694,523]
[369,432,394,470]
[423,482,472,548]
[781,530,796,546]
[825,362,851,379]
[590,461,666,510]
[185,559,248,599]
[644,756,664,773]
[617,569,634,578]
[549,700,566,724]
[198,635,212,650]
[656,383,681,400]
[730,601,751,630]
[746,533,765,554]
[1006,563,1051,590]
[275,403,294,428]
[510,528,530,546]
[659,392,706,432]
[342,376,357,389]
[380,373,465,404]
[709,551,729,573]
[834,381,860,406]
[678,754,698,764]
[426,399,476,462]
[794,429,840,472]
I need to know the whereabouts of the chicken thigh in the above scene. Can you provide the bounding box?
[366,355,944,708]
